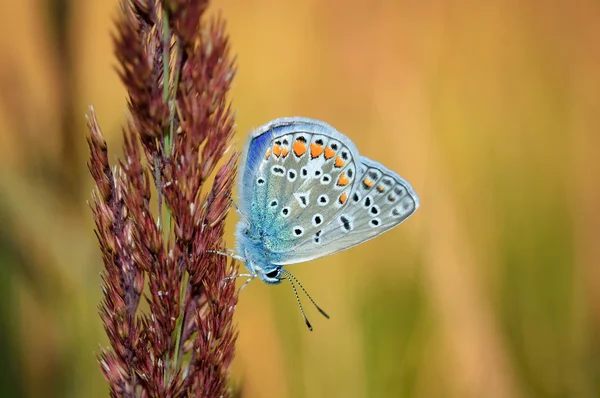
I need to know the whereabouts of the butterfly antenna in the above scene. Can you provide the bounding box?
[285,276,313,331]
[283,269,330,319]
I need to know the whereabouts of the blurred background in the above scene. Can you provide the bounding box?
[1,0,599,397]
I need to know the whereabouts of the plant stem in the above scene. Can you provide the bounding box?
[161,5,174,389]
[174,273,190,372]
[162,5,172,238]
[169,42,183,154]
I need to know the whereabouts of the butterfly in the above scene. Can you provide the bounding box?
[215,117,419,330]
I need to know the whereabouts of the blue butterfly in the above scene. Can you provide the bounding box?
[217,117,419,330]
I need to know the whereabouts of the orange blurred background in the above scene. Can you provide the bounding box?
[1,1,599,397]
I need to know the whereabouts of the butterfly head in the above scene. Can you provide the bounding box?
[255,265,283,284]
[236,221,283,284]
[244,250,283,285]
[241,252,283,284]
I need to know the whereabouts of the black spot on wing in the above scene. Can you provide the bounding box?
[339,215,353,232]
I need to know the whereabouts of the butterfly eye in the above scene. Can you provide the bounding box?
[265,269,279,279]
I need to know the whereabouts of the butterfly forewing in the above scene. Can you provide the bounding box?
[252,128,361,253]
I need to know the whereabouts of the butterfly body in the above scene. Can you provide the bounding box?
[234,117,420,286]
[234,220,285,284]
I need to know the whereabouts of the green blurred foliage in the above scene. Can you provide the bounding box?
[1,1,599,397]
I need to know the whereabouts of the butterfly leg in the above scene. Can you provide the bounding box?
[238,275,256,291]
[226,193,251,225]
[206,249,246,262]
[221,273,256,293]
[205,249,257,291]
[222,273,254,281]
[226,192,242,213]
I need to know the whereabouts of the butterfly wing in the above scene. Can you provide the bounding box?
[274,156,419,265]
[238,117,360,252]
[238,117,419,265]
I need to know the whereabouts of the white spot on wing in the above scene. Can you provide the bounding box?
[370,205,380,216]
[300,167,309,178]
[287,169,297,182]
[317,194,329,206]
[271,165,286,176]
[293,226,305,237]
[294,190,311,208]
[338,215,354,232]
[312,213,324,227]
[320,174,332,185]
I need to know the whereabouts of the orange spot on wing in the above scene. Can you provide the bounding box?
[265,148,271,159]
[324,147,336,160]
[337,173,349,186]
[338,192,348,204]
[377,184,385,193]
[293,141,306,157]
[281,147,289,157]
[334,156,345,168]
[273,144,282,157]
[363,178,374,188]
[310,143,324,158]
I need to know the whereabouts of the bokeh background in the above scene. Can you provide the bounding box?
[1,1,599,397]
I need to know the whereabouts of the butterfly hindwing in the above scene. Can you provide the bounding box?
[271,156,419,265]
